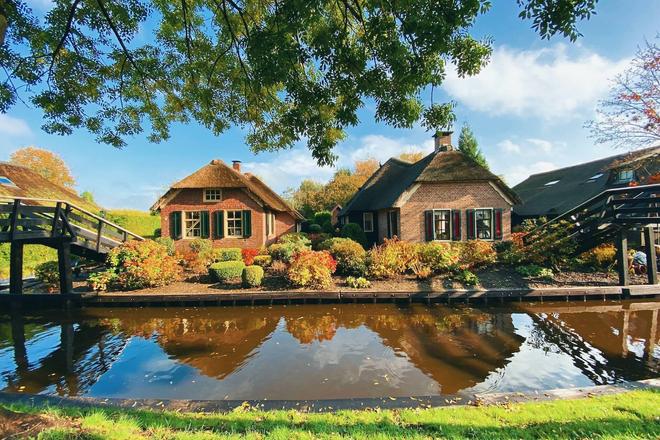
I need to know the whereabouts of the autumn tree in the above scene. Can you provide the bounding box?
[1,1,598,165]
[319,169,361,209]
[398,151,426,163]
[587,39,660,149]
[458,124,489,169]
[10,146,76,188]
[284,179,325,219]
[353,158,379,184]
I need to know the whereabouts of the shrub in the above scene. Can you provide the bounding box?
[457,269,479,286]
[517,220,577,268]
[104,240,182,290]
[320,237,367,276]
[268,234,311,262]
[189,238,213,254]
[242,265,264,287]
[308,223,322,233]
[180,251,209,274]
[321,220,335,234]
[580,244,616,272]
[516,264,554,280]
[416,242,460,273]
[35,261,59,292]
[270,260,288,276]
[242,248,260,265]
[287,250,336,289]
[366,238,417,279]
[253,255,272,267]
[340,223,367,246]
[309,232,332,250]
[209,261,246,281]
[409,260,433,279]
[454,240,497,269]
[313,211,332,226]
[87,270,118,292]
[213,248,242,262]
[346,276,371,289]
[154,237,175,256]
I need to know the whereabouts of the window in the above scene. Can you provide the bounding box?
[226,210,243,237]
[475,208,493,240]
[184,211,202,238]
[266,211,275,236]
[615,170,634,183]
[204,188,222,201]
[363,212,374,232]
[544,180,560,186]
[587,173,604,182]
[433,210,451,241]
[0,176,16,186]
[388,210,398,238]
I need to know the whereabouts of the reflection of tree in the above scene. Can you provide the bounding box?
[286,315,338,344]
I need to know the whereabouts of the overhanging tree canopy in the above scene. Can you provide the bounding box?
[1,0,598,165]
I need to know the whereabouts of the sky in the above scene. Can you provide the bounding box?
[1,1,659,210]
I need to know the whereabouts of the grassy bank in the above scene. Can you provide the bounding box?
[1,390,658,439]
[104,209,161,239]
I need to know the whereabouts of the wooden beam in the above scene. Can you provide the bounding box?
[51,201,62,237]
[645,226,658,285]
[9,241,23,294]
[57,241,74,294]
[616,229,630,287]
[9,199,20,240]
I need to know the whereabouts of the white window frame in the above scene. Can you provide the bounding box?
[432,209,452,241]
[183,211,203,239]
[474,208,494,241]
[226,210,243,238]
[266,211,275,236]
[363,212,374,233]
[203,188,222,202]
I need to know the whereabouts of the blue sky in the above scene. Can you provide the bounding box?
[1,1,659,210]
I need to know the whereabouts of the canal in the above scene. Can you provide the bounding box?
[0,301,658,400]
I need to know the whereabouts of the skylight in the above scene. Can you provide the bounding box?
[587,173,604,181]
[0,176,16,186]
[544,180,560,186]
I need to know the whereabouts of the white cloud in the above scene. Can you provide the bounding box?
[344,134,434,164]
[498,139,522,154]
[527,138,554,153]
[443,44,629,120]
[0,115,32,137]
[500,161,558,186]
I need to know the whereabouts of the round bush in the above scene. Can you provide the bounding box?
[313,211,332,226]
[209,260,246,281]
[287,250,336,289]
[308,223,322,233]
[242,265,265,287]
[321,237,366,276]
[35,260,59,292]
[253,255,272,267]
[340,222,367,246]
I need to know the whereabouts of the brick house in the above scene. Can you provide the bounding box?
[339,132,520,247]
[151,159,303,250]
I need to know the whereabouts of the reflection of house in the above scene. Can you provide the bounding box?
[513,146,660,224]
[151,159,303,250]
[339,132,520,247]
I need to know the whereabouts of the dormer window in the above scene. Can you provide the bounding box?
[587,173,603,182]
[544,180,560,186]
[614,170,634,184]
[0,176,16,186]
[204,188,222,201]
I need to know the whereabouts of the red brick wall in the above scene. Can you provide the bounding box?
[160,188,295,250]
[399,182,512,242]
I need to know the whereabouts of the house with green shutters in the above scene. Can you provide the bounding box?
[151,159,303,250]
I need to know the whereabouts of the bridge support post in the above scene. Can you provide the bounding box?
[57,241,73,294]
[644,226,658,285]
[9,241,23,294]
[616,230,630,287]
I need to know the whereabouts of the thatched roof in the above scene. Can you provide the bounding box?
[513,146,660,217]
[342,149,519,214]
[0,162,97,211]
[152,159,302,218]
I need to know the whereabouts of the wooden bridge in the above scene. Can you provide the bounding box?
[525,183,660,287]
[1,197,144,294]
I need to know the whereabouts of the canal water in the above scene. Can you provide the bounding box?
[0,301,658,400]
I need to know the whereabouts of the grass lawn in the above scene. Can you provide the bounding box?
[1,390,658,439]
[104,209,161,239]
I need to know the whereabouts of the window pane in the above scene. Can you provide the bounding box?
[227,210,243,237]
[184,211,202,238]
[475,209,492,239]
[204,189,222,201]
[433,210,450,241]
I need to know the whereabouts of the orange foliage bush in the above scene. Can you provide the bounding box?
[287,250,337,289]
[242,248,259,265]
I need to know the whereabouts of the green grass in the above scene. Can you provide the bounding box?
[0,243,57,279]
[3,389,659,439]
[104,209,161,239]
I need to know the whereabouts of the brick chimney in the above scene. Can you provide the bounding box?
[232,160,242,172]
[433,130,453,153]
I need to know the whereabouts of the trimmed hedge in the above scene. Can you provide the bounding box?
[209,261,245,281]
[213,248,242,262]
[242,265,265,287]
[253,255,272,267]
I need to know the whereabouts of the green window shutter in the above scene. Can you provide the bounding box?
[242,210,252,237]
[214,211,224,239]
[170,211,182,239]
[200,211,210,238]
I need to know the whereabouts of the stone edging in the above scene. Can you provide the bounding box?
[0,379,657,413]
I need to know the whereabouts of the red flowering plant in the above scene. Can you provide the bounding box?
[287,250,337,289]
[242,248,260,265]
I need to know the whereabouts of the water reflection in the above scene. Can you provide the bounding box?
[0,301,657,400]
